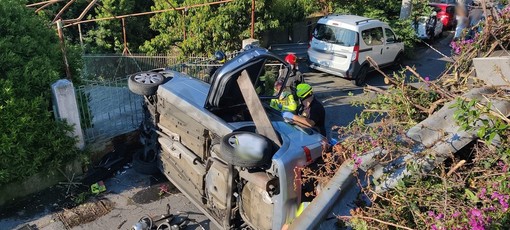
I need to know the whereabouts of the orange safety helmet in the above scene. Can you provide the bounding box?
[284,54,297,66]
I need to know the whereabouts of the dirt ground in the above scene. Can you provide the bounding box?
[0,166,214,230]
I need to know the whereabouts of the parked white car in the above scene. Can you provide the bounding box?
[308,14,405,86]
[413,15,444,40]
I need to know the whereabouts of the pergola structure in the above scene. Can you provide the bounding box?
[25,0,254,79]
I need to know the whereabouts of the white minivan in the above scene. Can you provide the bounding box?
[308,15,404,86]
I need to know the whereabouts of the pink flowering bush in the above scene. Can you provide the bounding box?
[450,39,475,55]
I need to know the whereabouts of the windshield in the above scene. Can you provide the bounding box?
[313,23,358,47]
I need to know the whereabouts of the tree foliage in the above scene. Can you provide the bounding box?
[141,0,310,55]
[82,0,153,53]
[0,0,80,185]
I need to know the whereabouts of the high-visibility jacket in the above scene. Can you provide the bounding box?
[270,91,297,113]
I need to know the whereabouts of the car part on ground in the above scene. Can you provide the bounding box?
[128,71,165,96]
[131,204,206,230]
[81,148,131,186]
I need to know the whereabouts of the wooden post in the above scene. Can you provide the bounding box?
[237,70,282,146]
[251,0,255,38]
[56,19,72,80]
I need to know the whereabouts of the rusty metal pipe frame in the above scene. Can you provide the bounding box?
[63,0,233,28]
[27,0,64,7]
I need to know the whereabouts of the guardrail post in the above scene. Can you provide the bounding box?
[51,79,85,149]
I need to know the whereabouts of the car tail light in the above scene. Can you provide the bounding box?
[352,45,359,62]
[303,146,312,163]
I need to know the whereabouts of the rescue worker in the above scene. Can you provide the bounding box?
[453,4,469,41]
[283,54,304,89]
[207,50,226,80]
[270,80,297,113]
[282,83,326,136]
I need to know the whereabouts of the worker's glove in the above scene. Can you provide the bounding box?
[282,112,294,120]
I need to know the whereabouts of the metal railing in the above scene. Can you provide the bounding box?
[82,52,240,81]
[76,51,292,143]
[76,77,144,143]
[78,52,241,143]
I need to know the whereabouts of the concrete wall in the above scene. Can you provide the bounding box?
[0,130,141,206]
[0,160,82,206]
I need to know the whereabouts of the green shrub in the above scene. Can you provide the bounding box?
[0,0,80,185]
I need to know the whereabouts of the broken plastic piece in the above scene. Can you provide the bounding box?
[91,181,106,194]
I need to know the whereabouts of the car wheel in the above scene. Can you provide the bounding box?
[128,71,164,96]
[218,132,273,167]
[132,149,160,175]
[352,66,368,87]
[392,53,404,70]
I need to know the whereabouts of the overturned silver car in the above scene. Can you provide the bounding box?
[128,48,325,229]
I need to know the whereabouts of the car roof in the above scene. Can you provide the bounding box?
[317,14,388,30]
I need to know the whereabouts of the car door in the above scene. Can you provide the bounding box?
[360,27,386,66]
[383,27,401,64]
[205,47,291,110]
[308,23,357,72]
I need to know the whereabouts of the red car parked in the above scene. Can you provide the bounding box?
[429,2,457,29]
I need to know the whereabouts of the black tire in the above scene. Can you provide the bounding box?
[218,132,273,167]
[352,66,368,87]
[132,149,160,175]
[128,71,164,96]
[392,52,405,70]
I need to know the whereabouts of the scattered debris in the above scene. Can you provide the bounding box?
[57,198,114,229]
[131,182,178,204]
[58,169,82,195]
[131,204,205,230]
[117,219,127,229]
[90,181,106,194]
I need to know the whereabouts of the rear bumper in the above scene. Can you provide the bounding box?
[309,60,360,80]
